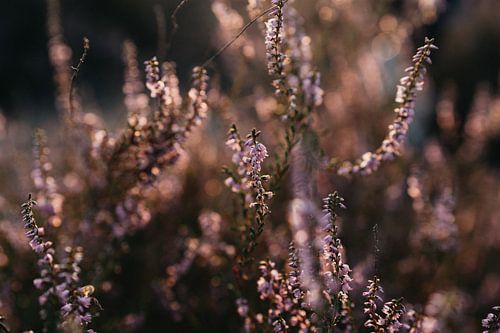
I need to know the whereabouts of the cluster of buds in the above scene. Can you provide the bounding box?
[144,57,163,98]
[244,130,273,210]
[321,192,353,326]
[183,66,209,135]
[335,38,438,176]
[22,195,57,311]
[224,125,249,196]
[255,258,315,333]
[265,0,287,95]
[257,260,289,333]
[482,306,500,333]
[60,285,101,333]
[363,277,406,332]
[22,195,100,331]
[55,246,83,306]
[287,242,302,304]
[137,60,210,186]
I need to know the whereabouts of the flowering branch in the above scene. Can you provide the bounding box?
[332,37,438,176]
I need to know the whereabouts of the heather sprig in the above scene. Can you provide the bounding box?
[60,285,101,333]
[321,192,353,328]
[137,59,210,185]
[144,57,163,99]
[21,194,59,328]
[333,38,438,176]
[58,247,100,332]
[257,260,288,333]
[241,129,273,263]
[482,306,500,333]
[225,126,273,269]
[182,66,209,137]
[287,242,302,305]
[22,195,100,332]
[363,277,406,333]
[265,0,287,95]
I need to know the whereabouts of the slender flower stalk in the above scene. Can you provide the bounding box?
[182,66,209,136]
[287,242,303,305]
[21,194,59,329]
[265,0,287,95]
[363,277,406,333]
[241,129,273,262]
[144,57,163,99]
[321,192,353,328]
[382,298,406,333]
[257,260,288,333]
[363,277,385,331]
[334,38,438,176]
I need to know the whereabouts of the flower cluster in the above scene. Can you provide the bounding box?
[22,195,100,332]
[22,195,58,314]
[265,0,287,95]
[363,277,405,333]
[55,246,83,307]
[60,285,100,333]
[144,57,163,98]
[321,192,353,327]
[482,306,500,333]
[225,127,273,264]
[224,125,249,196]
[137,60,210,185]
[335,38,438,176]
[257,260,314,333]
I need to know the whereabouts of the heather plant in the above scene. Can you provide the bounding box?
[0,0,498,332]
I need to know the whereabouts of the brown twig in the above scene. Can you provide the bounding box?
[69,37,90,119]
[165,0,190,55]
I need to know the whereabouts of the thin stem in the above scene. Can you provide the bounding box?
[166,0,190,55]
[69,37,90,119]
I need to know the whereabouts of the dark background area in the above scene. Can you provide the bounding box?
[0,0,499,125]
[0,0,215,123]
